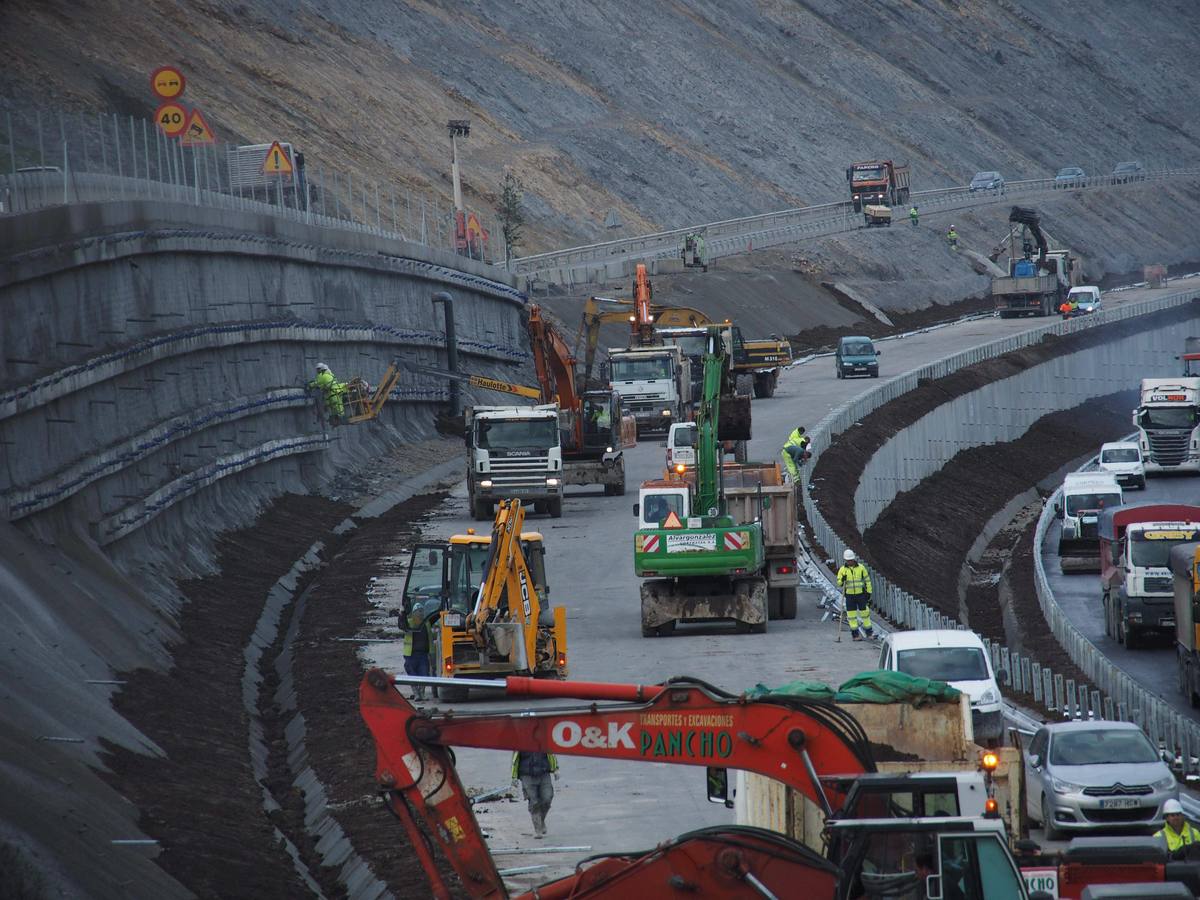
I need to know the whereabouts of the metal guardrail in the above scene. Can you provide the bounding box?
[513,170,1200,284]
[800,285,1200,774]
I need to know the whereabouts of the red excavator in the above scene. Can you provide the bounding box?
[359,670,1070,899]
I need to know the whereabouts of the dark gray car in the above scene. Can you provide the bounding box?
[969,171,1005,192]
[1113,161,1146,183]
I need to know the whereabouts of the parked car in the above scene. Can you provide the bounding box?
[835,335,880,379]
[1112,160,1146,183]
[878,629,1005,743]
[1055,166,1087,188]
[1068,285,1103,314]
[969,171,1005,193]
[1098,441,1147,489]
[1023,720,1178,840]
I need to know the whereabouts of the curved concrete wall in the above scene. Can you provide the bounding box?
[0,200,529,571]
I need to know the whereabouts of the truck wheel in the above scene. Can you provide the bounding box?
[1103,599,1113,638]
[1126,625,1141,650]
[1137,476,1147,490]
[835,365,843,379]
[472,498,492,521]
[548,498,563,518]
[604,483,616,496]
[779,587,798,620]
[767,590,781,620]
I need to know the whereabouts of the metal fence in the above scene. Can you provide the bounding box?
[513,169,1200,285]
[0,106,501,263]
[801,285,1200,774]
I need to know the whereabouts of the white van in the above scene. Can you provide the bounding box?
[1097,441,1146,490]
[879,630,1005,744]
[665,422,697,472]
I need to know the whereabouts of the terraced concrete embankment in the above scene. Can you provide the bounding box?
[0,199,528,897]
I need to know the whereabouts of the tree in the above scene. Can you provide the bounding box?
[498,171,526,262]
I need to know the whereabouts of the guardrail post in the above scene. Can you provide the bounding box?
[1090,690,1101,721]
[1065,679,1076,719]
[1054,673,1065,715]
[1045,670,1056,711]
[1032,663,1043,703]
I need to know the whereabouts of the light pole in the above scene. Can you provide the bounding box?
[448,120,470,256]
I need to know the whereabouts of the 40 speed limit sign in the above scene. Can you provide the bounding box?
[154,102,188,137]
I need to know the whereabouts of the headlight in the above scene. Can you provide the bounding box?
[545,478,560,487]
[1051,777,1084,795]
[661,409,672,416]
[1152,775,1178,792]
[1129,612,1143,623]
[978,688,998,706]
[606,446,614,453]
[479,479,493,488]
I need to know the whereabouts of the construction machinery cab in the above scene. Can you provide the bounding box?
[580,389,621,451]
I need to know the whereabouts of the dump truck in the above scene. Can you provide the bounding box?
[1170,542,1200,707]
[1134,378,1200,474]
[659,323,793,400]
[992,207,1077,318]
[846,159,911,211]
[1054,472,1123,573]
[863,204,892,227]
[466,404,564,520]
[1100,505,1200,649]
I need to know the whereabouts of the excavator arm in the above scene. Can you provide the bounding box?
[359,670,873,899]
[469,499,546,671]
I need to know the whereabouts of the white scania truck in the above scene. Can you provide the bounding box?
[466,404,564,520]
[1133,378,1200,474]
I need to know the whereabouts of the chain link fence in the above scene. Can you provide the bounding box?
[801,286,1200,775]
[0,106,500,264]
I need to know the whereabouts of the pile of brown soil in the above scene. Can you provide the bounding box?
[790,292,993,354]
[810,302,1198,547]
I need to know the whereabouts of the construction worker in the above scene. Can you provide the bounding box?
[511,750,559,838]
[836,549,874,640]
[1156,799,1198,858]
[308,363,346,421]
[1059,299,1073,318]
[908,205,919,227]
[401,602,435,701]
[780,426,812,482]
[946,226,959,250]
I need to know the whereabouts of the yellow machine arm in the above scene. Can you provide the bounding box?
[469,499,543,669]
[575,294,711,390]
[344,360,540,424]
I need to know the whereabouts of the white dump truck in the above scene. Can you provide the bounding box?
[608,344,691,437]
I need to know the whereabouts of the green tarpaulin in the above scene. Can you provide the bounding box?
[748,670,960,706]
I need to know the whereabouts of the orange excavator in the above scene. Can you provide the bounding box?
[359,670,875,899]
[527,304,633,496]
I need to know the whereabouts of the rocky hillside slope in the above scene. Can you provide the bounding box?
[4,0,1200,256]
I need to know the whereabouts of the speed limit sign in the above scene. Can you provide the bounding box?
[154,102,188,137]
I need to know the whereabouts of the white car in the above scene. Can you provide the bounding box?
[1067,285,1102,314]
[879,630,1006,743]
[1097,441,1147,490]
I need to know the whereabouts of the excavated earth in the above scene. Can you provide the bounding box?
[101,489,451,898]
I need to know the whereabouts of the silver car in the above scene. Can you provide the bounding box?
[1024,721,1177,839]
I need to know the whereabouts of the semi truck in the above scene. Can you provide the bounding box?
[846,159,911,211]
[607,343,691,436]
[1134,378,1200,474]
[991,207,1077,318]
[1054,472,1123,573]
[1099,504,1200,649]
[466,404,564,520]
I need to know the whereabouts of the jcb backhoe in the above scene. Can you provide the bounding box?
[400,499,566,702]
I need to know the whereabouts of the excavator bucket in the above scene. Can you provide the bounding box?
[718,394,752,442]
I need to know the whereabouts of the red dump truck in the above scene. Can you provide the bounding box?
[846,160,911,212]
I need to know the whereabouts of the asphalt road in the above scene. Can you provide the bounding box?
[363,276,1200,889]
[1043,475,1200,722]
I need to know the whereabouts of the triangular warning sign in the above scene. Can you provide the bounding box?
[662,511,683,529]
[261,140,293,175]
[179,108,216,146]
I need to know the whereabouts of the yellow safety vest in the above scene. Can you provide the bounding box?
[1157,822,1198,852]
[837,563,873,596]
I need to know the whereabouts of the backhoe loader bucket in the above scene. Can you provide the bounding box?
[718,395,752,442]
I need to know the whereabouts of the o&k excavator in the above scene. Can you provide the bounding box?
[359,670,1057,898]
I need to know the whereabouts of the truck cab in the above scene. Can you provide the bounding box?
[467,404,564,520]
[1055,472,1123,573]
[634,480,690,529]
[607,345,690,437]
[1100,506,1200,648]
[1134,378,1200,473]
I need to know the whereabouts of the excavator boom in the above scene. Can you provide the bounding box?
[359,670,874,899]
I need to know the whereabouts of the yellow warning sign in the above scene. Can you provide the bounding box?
[261,141,293,175]
[180,108,216,146]
[662,511,683,529]
[150,66,186,100]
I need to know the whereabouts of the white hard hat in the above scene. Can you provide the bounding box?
[843,549,856,561]
[1164,798,1184,815]
[316,363,330,372]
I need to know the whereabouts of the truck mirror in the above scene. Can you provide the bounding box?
[706,767,733,808]
[1053,503,1063,519]
[763,496,772,510]
[1028,753,1041,769]
[632,503,640,516]
[875,349,882,355]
